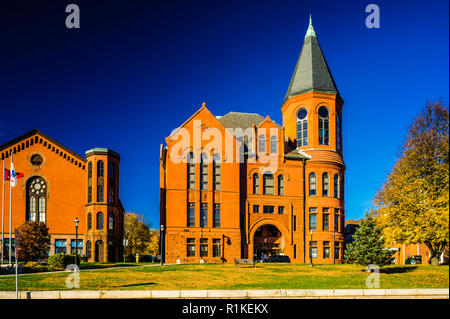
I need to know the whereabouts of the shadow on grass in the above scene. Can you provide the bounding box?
[117,282,156,288]
[361,266,418,274]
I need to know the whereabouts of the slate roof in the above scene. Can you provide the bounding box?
[284,17,339,101]
[217,112,266,130]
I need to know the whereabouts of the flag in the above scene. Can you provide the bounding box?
[10,160,17,187]
[4,169,24,181]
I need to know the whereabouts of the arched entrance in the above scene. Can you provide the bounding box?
[95,240,104,262]
[253,224,285,260]
[108,242,116,262]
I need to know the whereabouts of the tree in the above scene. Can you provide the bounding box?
[344,213,393,266]
[17,221,51,262]
[124,212,151,255]
[147,228,160,257]
[374,102,449,265]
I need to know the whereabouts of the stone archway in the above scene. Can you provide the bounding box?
[253,225,285,260]
[248,218,290,261]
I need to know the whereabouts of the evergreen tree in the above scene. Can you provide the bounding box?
[344,213,393,266]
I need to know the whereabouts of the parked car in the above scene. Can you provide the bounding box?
[261,255,291,263]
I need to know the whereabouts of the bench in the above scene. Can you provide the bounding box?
[234,258,256,267]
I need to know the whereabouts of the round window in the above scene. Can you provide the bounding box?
[30,154,43,166]
[318,106,329,118]
[297,108,307,120]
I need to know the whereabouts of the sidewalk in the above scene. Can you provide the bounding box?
[0,288,448,299]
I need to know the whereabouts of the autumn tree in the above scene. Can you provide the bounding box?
[147,228,160,257]
[124,212,152,255]
[374,102,449,265]
[17,221,51,262]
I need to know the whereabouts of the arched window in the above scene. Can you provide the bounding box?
[27,177,47,223]
[263,174,274,195]
[108,162,115,203]
[87,213,92,230]
[108,213,114,230]
[296,108,308,147]
[258,134,266,154]
[97,160,104,202]
[334,174,339,198]
[253,173,259,194]
[270,135,278,154]
[336,112,341,151]
[96,212,104,230]
[213,153,221,191]
[187,152,195,190]
[200,153,208,190]
[309,173,316,196]
[87,162,92,203]
[318,106,329,145]
[86,241,92,259]
[278,175,284,196]
[322,173,329,196]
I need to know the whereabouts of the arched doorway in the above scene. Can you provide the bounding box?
[108,242,116,262]
[95,240,104,262]
[253,225,285,260]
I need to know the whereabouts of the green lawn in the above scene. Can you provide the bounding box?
[0,263,448,291]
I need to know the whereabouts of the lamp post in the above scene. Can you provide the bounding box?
[333,230,336,265]
[160,224,164,265]
[309,230,313,267]
[74,217,79,266]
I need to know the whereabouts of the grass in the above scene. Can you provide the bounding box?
[0,263,448,291]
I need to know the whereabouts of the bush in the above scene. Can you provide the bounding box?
[48,254,80,269]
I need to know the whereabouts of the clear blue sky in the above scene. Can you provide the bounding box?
[1,0,448,227]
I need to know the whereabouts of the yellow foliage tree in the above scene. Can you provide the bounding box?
[374,102,449,265]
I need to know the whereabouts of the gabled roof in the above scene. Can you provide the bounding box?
[284,16,339,102]
[0,129,86,162]
[216,112,266,130]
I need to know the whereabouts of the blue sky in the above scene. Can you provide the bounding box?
[0,0,448,227]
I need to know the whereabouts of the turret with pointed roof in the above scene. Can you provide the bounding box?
[284,16,338,102]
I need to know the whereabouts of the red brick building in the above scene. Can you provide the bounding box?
[160,19,345,264]
[0,129,124,262]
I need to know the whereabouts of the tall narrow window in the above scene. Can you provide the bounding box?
[213,239,221,257]
[296,108,308,147]
[334,174,339,198]
[187,202,195,227]
[322,173,329,196]
[96,212,104,230]
[87,213,92,230]
[318,106,329,145]
[334,212,339,232]
[270,135,278,154]
[309,212,317,231]
[213,153,221,191]
[200,238,208,257]
[263,174,274,195]
[278,175,284,195]
[27,177,47,223]
[323,213,329,231]
[97,160,104,202]
[336,112,341,151]
[86,241,92,259]
[309,173,316,196]
[213,204,220,228]
[200,203,208,228]
[108,213,114,230]
[108,162,115,203]
[200,153,208,190]
[258,134,266,154]
[187,238,195,257]
[253,173,259,194]
[323,241,330,258]
[187,152,195,190]
[87,162,92,203]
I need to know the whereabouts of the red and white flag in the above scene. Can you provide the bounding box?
[9,154,24,187]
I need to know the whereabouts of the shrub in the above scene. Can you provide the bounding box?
[47,254,80,269]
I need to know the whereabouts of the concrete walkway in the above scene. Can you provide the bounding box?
[0,288,448,299]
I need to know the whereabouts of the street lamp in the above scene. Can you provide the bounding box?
[74,217,79,266]
[309,230,313,267]
[160,225,164,265]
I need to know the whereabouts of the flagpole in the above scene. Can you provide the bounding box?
[9,152,12,265]
[1,160,4,265]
